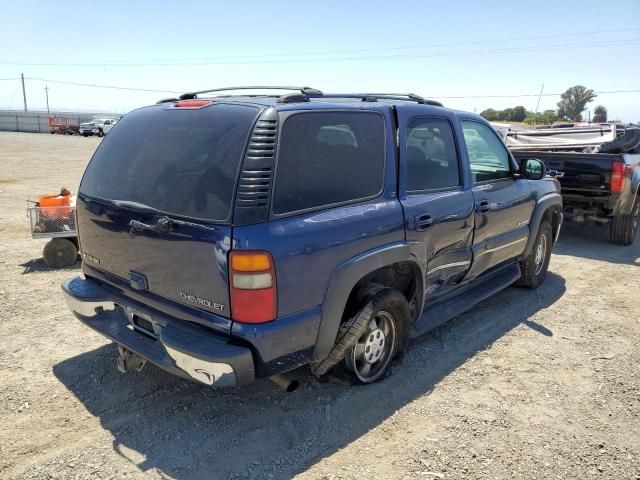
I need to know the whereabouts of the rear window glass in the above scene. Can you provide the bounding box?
[273,112,385,215]
[80,103,258,222]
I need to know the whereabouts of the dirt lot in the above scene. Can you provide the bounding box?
[0,131,639,480]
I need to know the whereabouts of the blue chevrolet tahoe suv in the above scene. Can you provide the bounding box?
[62,86,563,388]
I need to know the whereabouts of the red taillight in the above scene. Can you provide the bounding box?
[174,100,211,108]
[229,251,276,323]
[610,161,625,192]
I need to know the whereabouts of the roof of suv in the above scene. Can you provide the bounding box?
[153,88,485,121]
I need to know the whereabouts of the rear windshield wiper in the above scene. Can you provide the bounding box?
[112,200,163,214]
[111,199,216,233]
[110,200,176,233]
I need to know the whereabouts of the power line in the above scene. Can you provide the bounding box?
[0,77,20,81]
[433,89,640,99]
[5,36,640,67]
[21,77,640,99]
[2,27,638,65]
[25,77,180,94]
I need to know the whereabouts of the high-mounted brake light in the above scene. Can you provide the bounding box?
[610,161,625,192]
[229,251,276,323]
[174,100,211,108]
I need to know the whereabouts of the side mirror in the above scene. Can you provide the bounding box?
[520,158,546,180]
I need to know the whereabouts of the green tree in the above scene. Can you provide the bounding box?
[511,106,528,122]
[593,105,608,123]
[501,108,514,121]
[480,108,500,121]
[542,110,558,122]
[557,85,596,121]
[524,110,558,126]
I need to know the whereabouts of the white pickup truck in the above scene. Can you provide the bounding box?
[79,118,118,137]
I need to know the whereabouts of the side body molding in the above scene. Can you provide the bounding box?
[522,193,562,257]
[312,242,424,362]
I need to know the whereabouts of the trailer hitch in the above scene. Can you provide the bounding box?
[116,345,147,373]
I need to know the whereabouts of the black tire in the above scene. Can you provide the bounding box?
[610,198,639,245]
[313,289,410,384]
[97,128,104,137]
[42,238,78,268]
[517,220,552,289]
[599,128,640,154]
[82,133,88,137]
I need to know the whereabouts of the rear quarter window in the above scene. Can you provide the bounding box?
[273,111,385,215]
[79,103,258,222]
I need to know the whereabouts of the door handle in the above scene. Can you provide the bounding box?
[476,200,490,213]
[414,213,433,231]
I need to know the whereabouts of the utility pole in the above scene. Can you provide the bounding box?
[534,83,544,114]
[44,85,50,114]
[20,73,27,112]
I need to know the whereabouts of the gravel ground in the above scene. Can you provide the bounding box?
[0,131,639,480]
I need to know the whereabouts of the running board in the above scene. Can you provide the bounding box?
[410,262,521,339]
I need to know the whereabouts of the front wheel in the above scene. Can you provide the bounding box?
[516,220,552,289]
[97,128,104,137]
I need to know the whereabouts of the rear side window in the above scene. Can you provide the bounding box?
[406,117,460,191]
[80,103,258,222]
[273,112,385,215]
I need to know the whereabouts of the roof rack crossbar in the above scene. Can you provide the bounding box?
[306,92,443,107]
[172,87,442,106]
[178,86,322,100]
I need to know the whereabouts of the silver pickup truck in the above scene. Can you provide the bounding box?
[79,118,118,137]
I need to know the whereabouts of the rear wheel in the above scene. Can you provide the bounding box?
[516,220,552,289]
[341,290,410,384]
[610,198,639,245]
[43,238,78,268]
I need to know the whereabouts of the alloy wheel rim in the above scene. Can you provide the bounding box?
[348,311,396,383]
[534,234,547,275]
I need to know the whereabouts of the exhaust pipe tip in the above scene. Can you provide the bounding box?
[270,374,299,392]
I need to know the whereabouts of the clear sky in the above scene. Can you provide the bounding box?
[0,0,638,121]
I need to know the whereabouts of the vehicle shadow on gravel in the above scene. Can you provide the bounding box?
[53,272,565,480]
[553,222,640,267]
[19,257,81,274]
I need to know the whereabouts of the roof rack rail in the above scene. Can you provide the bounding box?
[178,86,323,100]
[306,92,443,107]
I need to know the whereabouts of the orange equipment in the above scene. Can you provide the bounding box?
[38,188,72,219]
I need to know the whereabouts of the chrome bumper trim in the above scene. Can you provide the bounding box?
[164,344,236,387]
[62,287,114,317]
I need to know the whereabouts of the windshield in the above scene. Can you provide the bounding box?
[79,103,259,223]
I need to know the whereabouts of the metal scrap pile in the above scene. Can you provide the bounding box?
[501,123,640,154]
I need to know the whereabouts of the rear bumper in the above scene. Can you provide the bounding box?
[62,276,255,387]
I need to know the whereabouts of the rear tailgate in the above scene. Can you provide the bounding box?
[512,151,614,193]
[77,101,261,329]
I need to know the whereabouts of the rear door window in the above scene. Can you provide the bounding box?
[80,103,258,222]
[273,111,385,215]
[406,117,460,191]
